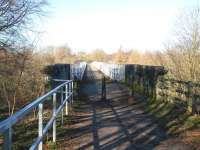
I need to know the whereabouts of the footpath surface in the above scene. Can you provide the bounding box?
[57,64,194,150]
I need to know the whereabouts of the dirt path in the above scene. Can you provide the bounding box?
[57,64,194,150]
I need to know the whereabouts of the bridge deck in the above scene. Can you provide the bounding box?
[56,65,190,150]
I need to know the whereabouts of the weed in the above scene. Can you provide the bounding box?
[192,136,200,144]
[65,115,73,125]
[47,141,57,150]
[72,100,81,110]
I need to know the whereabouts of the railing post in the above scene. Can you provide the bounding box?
[61,87,64,125]
[53,93,56,142]
[3,127,12,150]
[71,81,73,104]
[38,103,43,150]
[69,82,71,104]
[65,84,68,115]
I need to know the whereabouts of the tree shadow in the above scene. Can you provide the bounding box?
[57,79,169,150]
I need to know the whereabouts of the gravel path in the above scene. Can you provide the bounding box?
[57,64,194,150]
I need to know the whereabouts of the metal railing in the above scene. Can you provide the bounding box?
[91,61,125,81]
[71,62,87,80]
[0,80,73,150]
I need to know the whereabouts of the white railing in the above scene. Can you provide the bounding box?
[91,61,125,82]
[71,62,87,80]
[0,80,73,150]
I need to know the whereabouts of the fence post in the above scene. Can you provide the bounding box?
[65,84,68,115]
[3,127,12,150]
[69,82,71,105]
[71,81,73,104]
[187,82,193,113]
[53,93,56,142]
[38,103,43,150]
[61,87,64,125]
[102,76,106,100]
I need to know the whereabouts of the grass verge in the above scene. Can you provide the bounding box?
[145,98,200,148]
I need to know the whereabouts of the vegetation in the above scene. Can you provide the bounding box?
[0,0,47,48]
[1,1,200,149]
[145,98,200,148]
[0,0,48,116]
[1,2,200,116]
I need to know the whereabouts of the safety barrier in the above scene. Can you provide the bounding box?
[0,80,74,150]
[0,63,87,150]
[71,62,87,80]
[91,61,125,81]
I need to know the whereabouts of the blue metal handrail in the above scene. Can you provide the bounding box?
[0,80,73,150]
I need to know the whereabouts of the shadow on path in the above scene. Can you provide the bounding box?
[57,64,189,150]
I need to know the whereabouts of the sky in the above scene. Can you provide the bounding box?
[38,0,199,53]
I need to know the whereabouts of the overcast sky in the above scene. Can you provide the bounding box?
[38,0,199,53]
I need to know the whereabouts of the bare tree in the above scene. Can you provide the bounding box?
[0,48,47,116]
[89,49,107,62]
[54,46,72,63]
[113,46,129,64]
[127,50,141,64]
[0,0,47,116]
[165,6,200,81]
[0,0,47,49]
